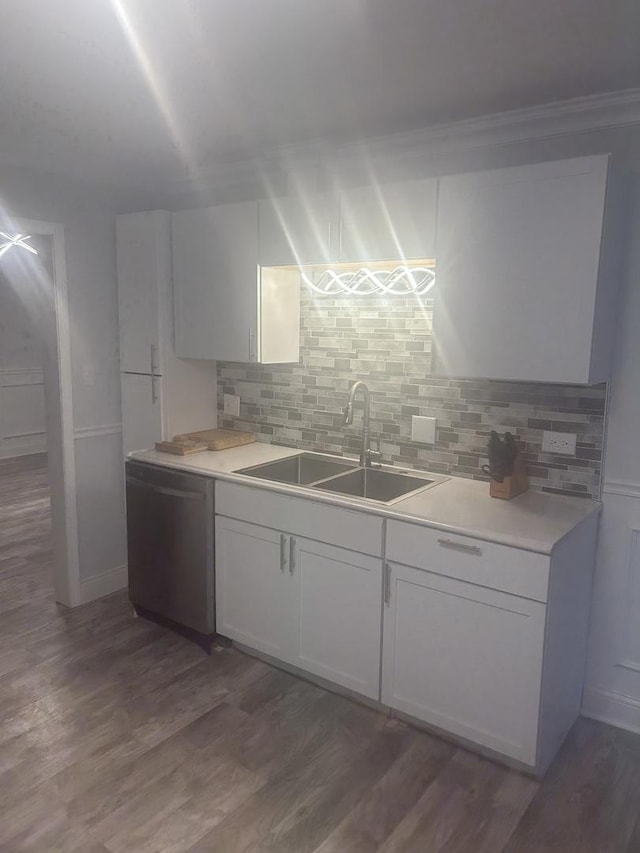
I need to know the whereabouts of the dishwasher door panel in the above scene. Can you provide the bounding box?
[126,462,214,635]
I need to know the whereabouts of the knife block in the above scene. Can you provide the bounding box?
[489,453,529,500]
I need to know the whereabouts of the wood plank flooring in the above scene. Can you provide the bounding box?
[1,457,639,852]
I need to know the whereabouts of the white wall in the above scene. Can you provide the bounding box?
[581,179,640,731]
[0,165,128,596]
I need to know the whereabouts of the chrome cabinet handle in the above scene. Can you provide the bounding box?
[280,533,288,572]
[249,328,256,362]
[150,344,159,375]
[437,538,482,556]
[384,562,391,606]
[289,536,296,575]
[151,375,158,405]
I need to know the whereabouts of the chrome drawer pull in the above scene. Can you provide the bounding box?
[280,533,287,572]
[437,538,482,556]
[289,536,296,575]
[384,562,391,605]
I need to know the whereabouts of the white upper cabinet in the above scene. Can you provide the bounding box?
[117,210,168,375]
[173,203,258,363]
[173,203,299,363]
[259,179,437,266]
[339,178,437,262]
[259,192,340,266]
[432,155,622,384]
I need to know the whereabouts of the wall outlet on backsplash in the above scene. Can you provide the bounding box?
[542,430,577,455]
[223,393,240,417]
[411,416,437,444]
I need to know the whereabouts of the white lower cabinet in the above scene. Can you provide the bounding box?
[296,537,381,699]
[215,482,599,774]
[381,562,545,766]
[215,515,383,700]
[216,517,297,662]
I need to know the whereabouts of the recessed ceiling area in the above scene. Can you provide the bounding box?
[2,0,640,192]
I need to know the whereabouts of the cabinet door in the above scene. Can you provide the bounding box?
[294,537,382,700]
[215,517,297,661]
[259,192,339,266]
[116,211,169,374]
[339,179,437,262]
[173,203,259,361]
[381,562,545,765]
[433,155,609,383]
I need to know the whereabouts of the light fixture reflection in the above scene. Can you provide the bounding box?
[0,233,38,258]
[303,265,435,296]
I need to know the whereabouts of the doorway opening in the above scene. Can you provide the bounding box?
[0,220,79,610]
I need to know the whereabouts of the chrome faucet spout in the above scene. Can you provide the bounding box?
[344,381,381,467]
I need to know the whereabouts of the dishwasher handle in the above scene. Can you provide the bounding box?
[126,475,204,502]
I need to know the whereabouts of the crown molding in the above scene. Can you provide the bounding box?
[166,87,640,196]
[306,87,640,167]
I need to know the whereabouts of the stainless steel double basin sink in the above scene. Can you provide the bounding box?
[236,452,443,504]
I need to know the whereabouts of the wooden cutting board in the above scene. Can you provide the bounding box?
[173,428,257,451]
[155,439,209,456]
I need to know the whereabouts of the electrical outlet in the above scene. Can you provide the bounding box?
[411,415,437,444]
[223,393,240,417]
[542,430,577,455]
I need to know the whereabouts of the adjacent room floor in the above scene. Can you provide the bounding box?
[1,457,639,852]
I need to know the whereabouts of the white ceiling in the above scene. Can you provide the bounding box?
[2,0,640,192]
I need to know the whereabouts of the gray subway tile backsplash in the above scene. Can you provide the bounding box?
[218,290,605,499]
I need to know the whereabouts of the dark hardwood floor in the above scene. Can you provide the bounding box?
[1,456,639,852]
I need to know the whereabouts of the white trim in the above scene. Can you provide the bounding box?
[74,423,123,441]
[617,660,640,675]
[79,563,128,604]
[7,217,81,607]
[323,88,640,167]
[3,428,46,440]
[582,686,640,736]
[602,481,640,499]
[163,88,640,192]
[0,368,44,387]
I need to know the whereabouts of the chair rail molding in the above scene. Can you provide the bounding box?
[603,480,640,499]
[74,423,123,441]
[0,367,44,386]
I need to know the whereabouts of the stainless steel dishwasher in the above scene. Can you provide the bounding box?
[125,460,215,649]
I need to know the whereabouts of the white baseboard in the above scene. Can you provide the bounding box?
[581,686,640,735]
[79,563,128,605]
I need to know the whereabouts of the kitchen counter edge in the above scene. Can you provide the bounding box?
[127,444,601,556]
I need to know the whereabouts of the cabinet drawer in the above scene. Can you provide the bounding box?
[386,520,549,602]
[216,482,383,557]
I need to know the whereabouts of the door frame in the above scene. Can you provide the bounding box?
[8,217,81,606]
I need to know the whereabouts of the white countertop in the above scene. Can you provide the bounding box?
[130,443,600,555]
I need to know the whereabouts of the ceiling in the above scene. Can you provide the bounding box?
[3,0,640,192]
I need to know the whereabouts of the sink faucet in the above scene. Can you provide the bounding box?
[343,381,382,467]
